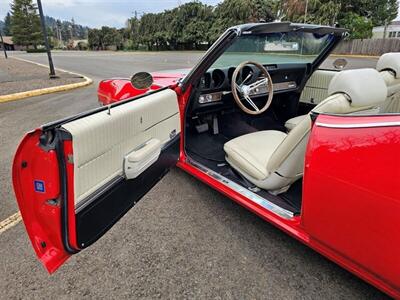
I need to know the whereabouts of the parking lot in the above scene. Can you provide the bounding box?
[0,51,388,299]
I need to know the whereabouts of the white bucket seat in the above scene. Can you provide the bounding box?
[376,52,400,113]
[224,69,387,194]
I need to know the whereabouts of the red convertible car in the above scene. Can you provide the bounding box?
[13,22,400,298]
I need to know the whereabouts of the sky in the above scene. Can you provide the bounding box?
[0,0,222,28]
[1,0,399,28]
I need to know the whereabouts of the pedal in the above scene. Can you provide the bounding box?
[195,123,209,133]
[212,115,219,135]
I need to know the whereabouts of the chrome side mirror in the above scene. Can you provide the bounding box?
[130,72,154,90]
[333,58,348,70]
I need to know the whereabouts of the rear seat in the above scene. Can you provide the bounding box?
[285,52,400,131]
[285,69,381,131]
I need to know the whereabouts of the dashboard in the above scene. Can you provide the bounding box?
[195,63,308,109]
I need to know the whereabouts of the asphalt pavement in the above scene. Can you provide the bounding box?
[0,51,387,299]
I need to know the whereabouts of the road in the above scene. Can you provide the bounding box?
[0,51,386,299]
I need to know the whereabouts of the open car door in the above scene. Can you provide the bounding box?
[12,88,181,273]
[303,113,400,296]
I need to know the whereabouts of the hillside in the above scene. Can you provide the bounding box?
[45,16,89,41]
[0,15,88,41]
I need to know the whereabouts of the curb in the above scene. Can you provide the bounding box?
[330,54,380,59]
[0,57,93,104]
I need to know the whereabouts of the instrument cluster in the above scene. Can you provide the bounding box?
[198,64,301,105]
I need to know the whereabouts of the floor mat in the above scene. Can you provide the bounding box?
[280,179,302,212]
[250,116,287,132]
[186,133,229,162]
[219,113,258,139]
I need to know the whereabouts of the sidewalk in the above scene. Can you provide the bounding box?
[0,56,86,96]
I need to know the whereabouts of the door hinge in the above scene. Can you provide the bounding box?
[46,198,60,206]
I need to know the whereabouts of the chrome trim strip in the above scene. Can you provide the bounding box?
[316,121,400,129]
[188,159,294,220]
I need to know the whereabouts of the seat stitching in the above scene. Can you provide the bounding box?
[226,144,268,179]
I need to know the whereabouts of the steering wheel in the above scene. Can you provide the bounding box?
[231,61,274,115]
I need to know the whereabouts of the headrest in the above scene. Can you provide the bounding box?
[328,68,387,107]
[376,53,400,78]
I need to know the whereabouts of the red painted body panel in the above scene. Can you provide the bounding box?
[12,85,400,297]
[97,72,185,105]
[12,130,70,273]
[303,114,400,298]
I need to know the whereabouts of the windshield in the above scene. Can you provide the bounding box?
[211,31,334,69]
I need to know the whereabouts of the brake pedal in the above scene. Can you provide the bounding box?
[195,123,209,133]
[212,115,219,135]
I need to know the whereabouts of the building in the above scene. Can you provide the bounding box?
[372,21,400,39]
[0,36,15,50]
[0,36,23,51]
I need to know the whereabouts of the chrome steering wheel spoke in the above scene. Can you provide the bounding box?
[231,61,274,115]
[243,94,260,112]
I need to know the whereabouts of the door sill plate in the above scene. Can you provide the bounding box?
[187,158,295,220]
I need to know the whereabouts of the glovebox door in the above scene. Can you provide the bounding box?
[12,88,181,273]
[303,113,400,296]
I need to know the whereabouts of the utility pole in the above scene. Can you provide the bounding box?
[304,0,309,23]
[383,20,388,40]
[0,30,8,59]
[37,0,57,78]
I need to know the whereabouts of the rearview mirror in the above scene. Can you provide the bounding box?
[333,58,348,70]
[130,72,154,90]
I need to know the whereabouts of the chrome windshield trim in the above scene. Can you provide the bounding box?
[316,121,400,129]
[188,158,295,220]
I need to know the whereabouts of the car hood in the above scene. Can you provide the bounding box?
[150,68,191,86]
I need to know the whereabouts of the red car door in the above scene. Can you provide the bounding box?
[12,88,181,273]
[303,113,400,296]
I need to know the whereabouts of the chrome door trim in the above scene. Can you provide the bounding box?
[187,158,295,220]
[316,121,400,129]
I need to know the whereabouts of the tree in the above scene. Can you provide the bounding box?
[340,12,373,39]
[279,0,398,39]
[3,13,12,35]
[172,2,214,49]
[209,0,276,41]
[71,18,76,38]
[88,28,101,50]
[10,0,43,49]
[125,14,141,49]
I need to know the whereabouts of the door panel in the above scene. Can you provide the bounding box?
[13,88,181,273]
[303,114,400,293]
[62,89,179,205]
[75,137,179,248]
[300,69,338,105]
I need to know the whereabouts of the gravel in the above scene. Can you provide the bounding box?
[0,56,85,95]
[0,52,385,299]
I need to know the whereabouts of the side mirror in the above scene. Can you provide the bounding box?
[130,72,154,90]
[333,58,348,70]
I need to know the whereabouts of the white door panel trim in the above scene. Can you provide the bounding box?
[61,89,180,205]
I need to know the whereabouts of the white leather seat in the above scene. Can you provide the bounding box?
[224,69,387,194]
[284,115,306,131]
[376,52,400,113]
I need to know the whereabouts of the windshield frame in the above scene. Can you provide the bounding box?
[180,22,347,92]
[210,31,336,69]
